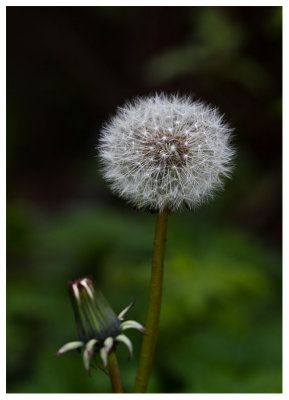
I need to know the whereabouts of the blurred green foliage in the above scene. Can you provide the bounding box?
[7,202,281,393]
[7,5,281,394]
[145,7,279,96]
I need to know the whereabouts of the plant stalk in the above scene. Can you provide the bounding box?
[107,351,123,393]
[133,206,169,393]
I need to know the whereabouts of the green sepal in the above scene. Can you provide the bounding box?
[115,334,133,358]
[55,341,84,356]
[120,320,145,333]
[100,336,114,367]
[117,299,135,321]
[82,339,98,372]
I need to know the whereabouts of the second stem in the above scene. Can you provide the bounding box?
[133,206,169,393]
[107,351,123,393]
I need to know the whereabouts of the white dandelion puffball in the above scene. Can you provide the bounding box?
[99,93,234,211]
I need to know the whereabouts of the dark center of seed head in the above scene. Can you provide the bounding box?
[144,132,190,168]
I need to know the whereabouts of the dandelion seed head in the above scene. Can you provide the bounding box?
[99,93,235,211]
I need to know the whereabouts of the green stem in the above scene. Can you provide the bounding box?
[133,206,169,393]
[107,351,123,393]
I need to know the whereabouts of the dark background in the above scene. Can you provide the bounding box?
[7,6,282,393]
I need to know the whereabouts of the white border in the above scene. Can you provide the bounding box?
[282,1,286,398]
[2,1,286,7]
[1,0,6,398]
[2,2,285,399]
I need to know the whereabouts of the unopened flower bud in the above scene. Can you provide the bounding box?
[55,275,145,373]
[68,275,120,343]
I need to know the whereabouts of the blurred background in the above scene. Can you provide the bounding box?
[6,6,282,393]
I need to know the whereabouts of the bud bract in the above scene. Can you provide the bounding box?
[68,275,120,342]
[56,275,145,373]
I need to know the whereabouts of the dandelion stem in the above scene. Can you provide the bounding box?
[107,351,123,393]
[133,206,169,393]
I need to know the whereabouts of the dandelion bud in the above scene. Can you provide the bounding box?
[55,276,145,373]
[99,93,234,211]
[68,275,120,343]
